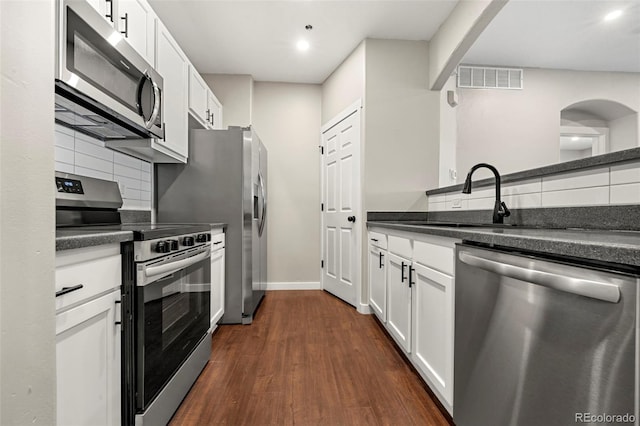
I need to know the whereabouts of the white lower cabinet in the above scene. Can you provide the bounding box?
[210,231,225,330]
[368,244,387,322]
[368,228,457,414]
[55,244,122,426]
[411,262,454,408]
[56,290,121,426]
[386,251,412,353]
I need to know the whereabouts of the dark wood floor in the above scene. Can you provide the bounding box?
[170,290,452,426]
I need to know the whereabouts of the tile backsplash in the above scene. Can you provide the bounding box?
[428,160,640,212]
[55,124,151,210]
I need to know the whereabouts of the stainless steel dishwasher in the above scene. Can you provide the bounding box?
[454,243,638,426]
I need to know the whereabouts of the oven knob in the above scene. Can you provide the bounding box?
[182,236,195,246]
[169,240,179,251]
[155,241,169,253]
[196,233,207,243]
[206,233,212,241]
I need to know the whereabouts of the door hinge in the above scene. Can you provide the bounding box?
[321,203,324,211]
[319,145,324,155]
[321,260,324,269]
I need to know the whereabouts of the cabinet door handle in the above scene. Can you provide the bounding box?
[379,252,384,269]
[409,266,415,288]
[120,13,129,38]
[55,284,83,297]
[115,300,122,326]
[210,112,214,126]
[401,262,407,282]
[105,0,114,22]
[205,109,210,122]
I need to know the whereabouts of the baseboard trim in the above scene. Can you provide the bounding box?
[265,282,321,291]
[358,303,373,315]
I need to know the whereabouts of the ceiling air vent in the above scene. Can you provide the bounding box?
[457,65,523,90]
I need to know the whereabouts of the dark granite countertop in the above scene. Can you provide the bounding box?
[367,221,640,267]
[56,229,134,251]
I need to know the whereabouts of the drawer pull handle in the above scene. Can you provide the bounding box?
[55,284,84,297]
[371,238,378,242]
[213,241,222,245]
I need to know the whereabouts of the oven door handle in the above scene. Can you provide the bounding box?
[143,247,210,281]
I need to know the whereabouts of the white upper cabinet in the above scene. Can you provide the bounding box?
[117,0,156,65]
[155,19,188,161]
[85,0,114,24]
[207,90,223,129]
[85,0,155,65]
[188,65,224,130]
[188,66,208,125]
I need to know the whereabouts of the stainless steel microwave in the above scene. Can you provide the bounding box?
[55,0,164,141]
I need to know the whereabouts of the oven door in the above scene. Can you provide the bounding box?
[56,0,163,139]
[135,246,211,411]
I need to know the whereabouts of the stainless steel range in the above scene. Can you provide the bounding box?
[56,171,211,426]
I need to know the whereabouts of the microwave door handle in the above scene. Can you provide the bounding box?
[146,77,161,129]
[143,248,210,282]
[458,250,621,303]
[136,71,161,130]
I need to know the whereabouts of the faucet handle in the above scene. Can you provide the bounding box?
[500,201,511,218]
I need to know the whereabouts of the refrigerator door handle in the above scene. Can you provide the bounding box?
[258,172,267,237]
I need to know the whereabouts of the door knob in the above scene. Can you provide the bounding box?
[347,216,356,223]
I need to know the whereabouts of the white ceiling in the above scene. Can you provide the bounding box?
[147,0,458,84]
[462,0,640,73]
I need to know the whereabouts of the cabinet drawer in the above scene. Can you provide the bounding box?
[55,245,121,312]
[413,239,455,276]
[388,235,412,259]
[210,232,225,249]
[369,231,387,249]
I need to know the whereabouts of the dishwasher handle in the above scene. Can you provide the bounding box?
[458,250,621,303]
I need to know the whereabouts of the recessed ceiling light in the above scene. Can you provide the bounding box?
[604,9,623,21]
[296,40,310,51]
[571,136,579,141]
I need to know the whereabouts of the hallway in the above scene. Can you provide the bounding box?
[170,290,452,425]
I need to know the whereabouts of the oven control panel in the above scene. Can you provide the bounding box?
[56,177,84,194]
[135,232,211,261]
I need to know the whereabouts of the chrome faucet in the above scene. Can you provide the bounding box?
[462,163,511,224]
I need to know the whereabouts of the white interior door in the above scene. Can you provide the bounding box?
[321,108,361,307]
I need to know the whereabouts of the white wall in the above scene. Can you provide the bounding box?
[364,39,439,212]
[252,82,322,286]
[610,114,638,153]
[0,1,56,424]
[439,75,458,186]
[321,41,366,124]
[202,74,253,128]
[55,125,152,210]
[455,68,640,181]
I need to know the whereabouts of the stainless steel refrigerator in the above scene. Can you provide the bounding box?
[155,127,267,324]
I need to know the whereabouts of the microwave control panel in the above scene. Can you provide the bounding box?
[56,177,84,194]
